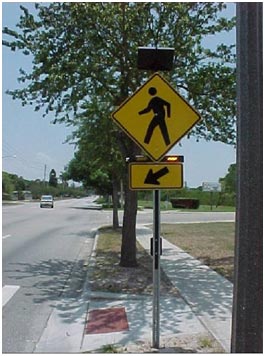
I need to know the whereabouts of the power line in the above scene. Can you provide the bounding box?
[3,140,46,171]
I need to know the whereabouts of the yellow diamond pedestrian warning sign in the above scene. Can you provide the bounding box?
[129,162,183,190]
[112,73,201,161]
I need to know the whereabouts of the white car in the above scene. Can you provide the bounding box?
[40,195,54,208]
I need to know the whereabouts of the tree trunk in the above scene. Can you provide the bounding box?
[120,180,138,267]
[112,174,120,229]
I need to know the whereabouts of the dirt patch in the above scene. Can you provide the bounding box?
[91,332,224,353]
[122,332,224,353]
[90,227,179,296]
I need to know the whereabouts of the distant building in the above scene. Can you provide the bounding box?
[11,190,32,201]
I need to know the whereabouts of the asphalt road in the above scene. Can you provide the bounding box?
[2,197,112,353]
[2,198,235,352]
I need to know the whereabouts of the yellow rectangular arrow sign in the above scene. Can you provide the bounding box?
[129,162,183,190]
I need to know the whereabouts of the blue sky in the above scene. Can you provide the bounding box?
[2,2,236,187]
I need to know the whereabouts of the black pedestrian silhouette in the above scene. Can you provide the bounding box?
[138,87,171,146]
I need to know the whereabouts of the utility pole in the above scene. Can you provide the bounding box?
[43,164,47,185]
[231,3,263,353]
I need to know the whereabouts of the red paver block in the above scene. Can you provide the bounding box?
[85,307,129,334]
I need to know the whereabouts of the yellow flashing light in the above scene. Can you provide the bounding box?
[163,155,184,163]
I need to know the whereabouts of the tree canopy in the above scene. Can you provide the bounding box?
[3,2,236,144]
[220,163,236,193]
[49,168,58,187]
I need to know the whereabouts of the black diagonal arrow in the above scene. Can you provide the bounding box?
[144,167,170,185]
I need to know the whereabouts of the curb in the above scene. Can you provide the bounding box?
[80,228,99,349]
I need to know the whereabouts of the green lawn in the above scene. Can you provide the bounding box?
[138,200,235,212]
[161,222,235,282]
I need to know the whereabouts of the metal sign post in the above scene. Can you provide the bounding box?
[111,47,201,351]
[152,189,160,349]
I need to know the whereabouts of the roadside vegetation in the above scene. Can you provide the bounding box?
[2,170,87,201]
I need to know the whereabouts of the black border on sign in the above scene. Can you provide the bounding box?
[129,162,183,190]
[111,73,201,162]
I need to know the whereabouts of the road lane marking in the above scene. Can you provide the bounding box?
[3,234,11,240]
[2,285,20,307]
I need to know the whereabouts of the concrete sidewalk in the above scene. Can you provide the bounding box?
[81,226,233,353]
[36,225,233,353]
[81,291,209,352]
[137,226,233,352]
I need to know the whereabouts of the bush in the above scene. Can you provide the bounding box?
[170,198,200,209]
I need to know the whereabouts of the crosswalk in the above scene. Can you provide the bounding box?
[2,285,20,307]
